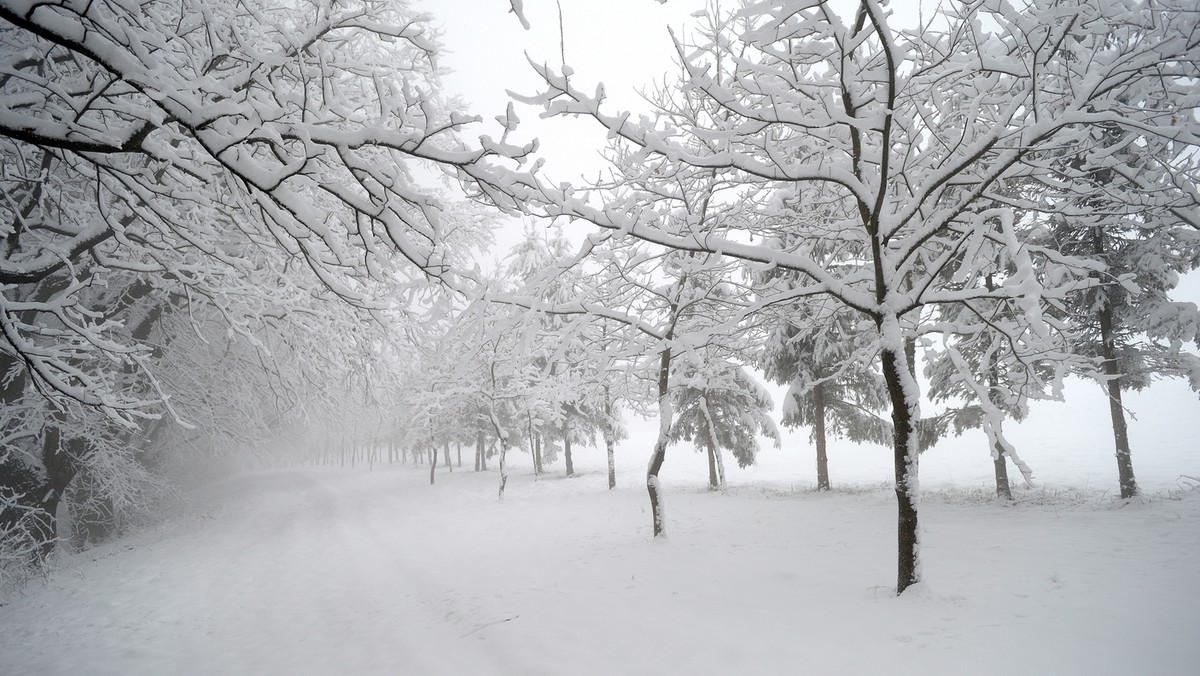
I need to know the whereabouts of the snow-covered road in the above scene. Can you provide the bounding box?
[1,470,504,674]
[2,464,1199,675]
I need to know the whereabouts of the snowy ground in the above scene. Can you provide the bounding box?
[2,431,1199,675]
[2,377,1198,675]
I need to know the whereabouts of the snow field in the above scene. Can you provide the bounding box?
[2,455,1197,675]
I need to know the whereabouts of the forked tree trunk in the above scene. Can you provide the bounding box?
[527,414,539,476]
[486,404,509,499]
[982,274,1013,501]
[813,381,830,491]
[698,397,725,489]
[986,361,1013,501]
[881,340,920,595]
[703,422,719,490]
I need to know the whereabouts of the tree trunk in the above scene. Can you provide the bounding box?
[714,434,726,487]
[1099,314,1137,499]
[987,370,1013,501]
[982,273,1013,501]
[498,443,508,498]
[485,404,509,498]
[881,337,920,595]
[605,431,616,489]
[1100,303,1138,498]
[603,390,616,489]
[533,433,543,476]
[456,442,462,468]
[992,439,1012,500]
[813,381,831,491]
[444,442,452,473]
[703,417,719,490]
[427,425,436,485]
[31,426,78,560]
[475,431,483,472]
[647,345,672,537]
[564,422,575,477]
[1091,228,1138,498]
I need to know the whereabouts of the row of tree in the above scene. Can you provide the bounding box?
[0,0,515,587]
[458,0,1200,595]
[2,0,1197,600]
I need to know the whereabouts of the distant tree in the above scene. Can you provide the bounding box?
[760,302,890,491]
[669,357,779,489]
[1039,126,1200,498]
[924,268,1049,500]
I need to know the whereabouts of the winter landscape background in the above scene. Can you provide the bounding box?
[2,0,1200,674]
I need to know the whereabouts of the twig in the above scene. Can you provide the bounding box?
[460,614,519,637]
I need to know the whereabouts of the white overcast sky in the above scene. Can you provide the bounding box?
[419,0,708,185]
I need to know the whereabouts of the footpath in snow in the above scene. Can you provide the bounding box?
[2,458,1198,675]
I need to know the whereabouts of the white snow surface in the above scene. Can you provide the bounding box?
[1,377,1198,675]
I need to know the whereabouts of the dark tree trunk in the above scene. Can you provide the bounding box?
[992,440,1012,500]
[32,427,78,560]
[983,273,1013,501]
[475,431,483,472]
[444,442,452,473]
[881,343,920,595]
[1093,228,1138,499]
[647,344,672,537]
[563,425,574,477]
[813,381,830,491]
[533,433,543,476]
[1101,304,1138,498]
[456,442,462,468]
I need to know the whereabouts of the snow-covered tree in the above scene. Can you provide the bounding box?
[922,261,1053,500]
[511,0,1200,593]
[1037,126,1200,498]
[669,356,779,489]
[0,0,513,571]
[759,299,890,491]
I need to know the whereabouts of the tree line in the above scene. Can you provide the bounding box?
[1,0,1197,598]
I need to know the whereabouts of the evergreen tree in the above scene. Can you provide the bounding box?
[759,303,889,491]
[669,357,779,489]
[1039,122,1200,498]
